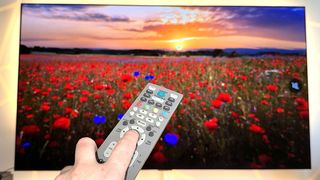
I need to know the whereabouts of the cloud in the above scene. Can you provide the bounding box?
[180,7,306,42]
[22,4,131,23]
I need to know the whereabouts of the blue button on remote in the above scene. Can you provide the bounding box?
[157,90,167,98]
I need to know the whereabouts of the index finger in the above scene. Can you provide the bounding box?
[105,130,139,174]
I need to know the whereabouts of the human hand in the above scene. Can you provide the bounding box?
[55,130,139,180]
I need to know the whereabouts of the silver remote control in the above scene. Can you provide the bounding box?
[96,83,183,180]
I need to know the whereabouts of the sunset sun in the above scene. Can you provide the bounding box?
[175,44,183,51]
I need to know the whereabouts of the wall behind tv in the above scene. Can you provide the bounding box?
[0,0,320,179]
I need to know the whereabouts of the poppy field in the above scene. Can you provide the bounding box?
[15,54,310,169]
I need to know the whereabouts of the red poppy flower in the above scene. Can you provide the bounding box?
[81,90,90,95]
[249,124,265,134]
[154,143,164,151]
[299,111,309,119]
[79,96,88,103]
[152,151,167,163]
[58,101,64,106]
[217,92,232,103]
[248,113,256,119]
[266,85,278,91]
[231,111,239,118]
[51,95,59,100]
[260,100,269,105]
[211,99,222,108]
[123,92,132,99]
[262,135,270,144]
[71,110,79,118]
[121,74,132,82]
[106,88,115,95]
[121,100,131,109]
[264,94,271,99]
[64,83,74,90]
[53,114,61,119]
[188,92,196,99]
[198,81,208,87]
[53,117,71,130]
[94,93,102,99]
[276,108,284,113]
[237,75,248,81]
[95,138,104,146]
[66,93,74,99]
[40,102,50,111]
[22,124,40,135]
[295,98,308,111]
[94,84,104,90]
[203,118,218,131]
[26,114,34,119]
[182,98,189,104]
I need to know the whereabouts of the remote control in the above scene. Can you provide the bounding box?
[96,83,183,180]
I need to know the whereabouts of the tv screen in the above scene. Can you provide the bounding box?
[16,4,310,170]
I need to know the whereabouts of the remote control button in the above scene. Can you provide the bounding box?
[155,102,162,108]
[145,105,150,110]
[158,116,164,122]
[147,99,155,105]
[140,97,147,102]
[170,93,178,99]
[139,109,148,115]
[146,126,152,131]
[137,133,146,146]
[137,120,146,127]
[168,97,175,102]
[143,93,151,98]
[156,122,161,127]
[149,113,157,119]
[153,108,159,113]
[157,90,167,98]
[109,141,117,148]
[152,96,165,103]
[149,86,156,91]
[133,107,138,111]
[129,119,135,124]
[123,121,128,126]
[129,111,135,116]
[120,127,130,138]
[146,117,154,123]
[161,111,168,118]
[146,89,153,94]
[136,114,145,119]
[163,106,170,111]
[129,151,139,167]
[136,101,142,107]
[104,148,112,158]
[131,125,144,133]
[165,101,172,106]
[148,132,154,137]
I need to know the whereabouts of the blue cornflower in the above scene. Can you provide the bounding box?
[21,141,31,148]
[164,133,179,146]
[144,75,155,80]
[133,71,140,77]
[93,115,106,125]
[117,113,124,120]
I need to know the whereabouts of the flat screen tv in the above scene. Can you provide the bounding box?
[15,4,310,170]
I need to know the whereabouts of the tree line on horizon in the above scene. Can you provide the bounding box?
[20,44,304,57]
